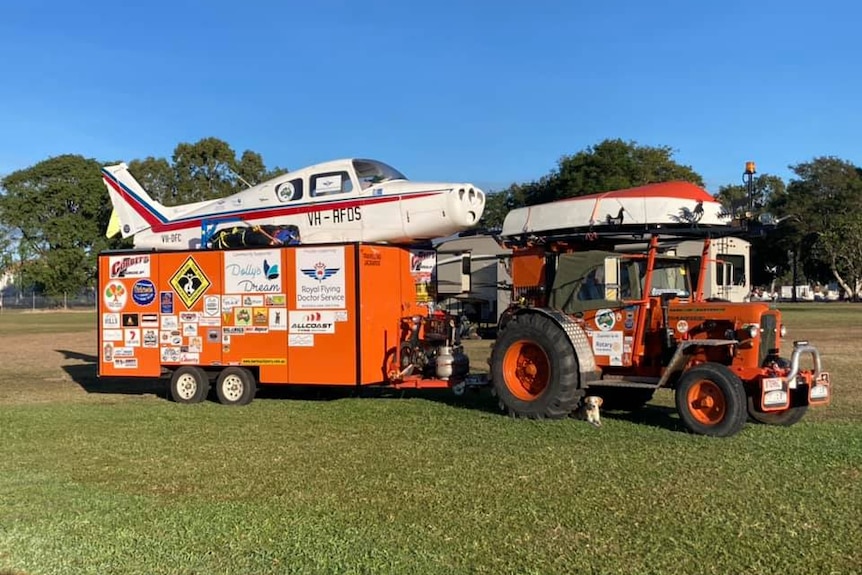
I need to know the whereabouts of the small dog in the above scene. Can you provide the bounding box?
[579,396,604,427]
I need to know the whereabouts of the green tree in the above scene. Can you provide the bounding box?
[127,156,175,204]
[172,137,241,203]
[771,156,862,298]
[0,155,121,297]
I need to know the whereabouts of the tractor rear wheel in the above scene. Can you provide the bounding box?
[675,363,747,437]
[490,313,580,419]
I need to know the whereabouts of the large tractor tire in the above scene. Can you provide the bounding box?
[675,363,747,437]
[490,313,580,419]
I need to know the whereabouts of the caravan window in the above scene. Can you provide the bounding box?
[715,253,746,286]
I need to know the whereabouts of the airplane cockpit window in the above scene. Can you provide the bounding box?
[311,171,353,197]
[274,178,303,202]
[353,159,408,189]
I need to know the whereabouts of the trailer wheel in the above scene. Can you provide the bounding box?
[215,367,256,406]
[490,313,580,419]
[170,366,210,404]
[675,363,747,437]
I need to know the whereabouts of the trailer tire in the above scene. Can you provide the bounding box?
[490,313,580,419]
[675,363,747,437]
[170,366,210,404]
[215,367,256,406]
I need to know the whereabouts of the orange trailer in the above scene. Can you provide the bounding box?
[98,243,469,404]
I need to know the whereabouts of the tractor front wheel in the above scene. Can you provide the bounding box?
[675,363,747,437]
[490,313,580,419]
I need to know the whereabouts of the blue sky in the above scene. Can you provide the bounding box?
[0,0,858,193]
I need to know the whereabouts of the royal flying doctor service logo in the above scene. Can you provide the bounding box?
[169,257,211,309]
[300,261,340,282]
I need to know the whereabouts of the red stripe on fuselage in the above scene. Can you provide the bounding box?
[103,174,446,232]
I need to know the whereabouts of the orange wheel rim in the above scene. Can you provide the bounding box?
[686,380,726,425]
[502,340,550,400]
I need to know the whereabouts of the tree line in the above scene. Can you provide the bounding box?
[0,137,860,299]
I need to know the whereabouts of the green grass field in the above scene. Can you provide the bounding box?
[0,306,860,574]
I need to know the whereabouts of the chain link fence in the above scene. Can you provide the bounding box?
[0,289,96,311]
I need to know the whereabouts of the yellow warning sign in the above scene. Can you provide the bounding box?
[169,257,211,309]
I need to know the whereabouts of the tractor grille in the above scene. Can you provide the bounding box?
[760,312,778,364]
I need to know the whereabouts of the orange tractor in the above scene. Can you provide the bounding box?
[490,194,831,436]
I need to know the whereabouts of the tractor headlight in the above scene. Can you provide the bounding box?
[779,324,787,337]
[747,324,759,338]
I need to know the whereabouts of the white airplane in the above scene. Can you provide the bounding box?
[102,158,486,250]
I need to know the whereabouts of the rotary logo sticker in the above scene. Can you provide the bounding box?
[169,257,211,309]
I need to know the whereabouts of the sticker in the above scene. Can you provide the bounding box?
[141,313,159,327]
[289,334,314,347]
[103,313,120,328]
[113,358,138,369]
[171,335,182,345]
[222,334,231,344]
[204,296,220,317]
[242,295,264,307]
[595,309,616,331]
[142,329,158,348]
[187,336,203,353]
[160,331,172,343]
[676,320,689,334]
[102,342,114,362]
[222,295,241,310]
[334,310,348,322]
[224,327,245,335]
[296,247,345,309]
[199,317,221,326]
[249,327,269,334]
[592,331,623,356]
[124,328,140,347]
[122,313,139,327]
[180,312,200,323]
[240,358,287,366]
[289,311,336,334]
[169,257,211,309]
[179,352,200,363]
[102,329,123,341]
[269,308,286,330]
[623,336,633,353]
[253,308,268,326]
[132,279,156,306]
[183,323,198,336]
[266,294,286,306]
[161,347,181,363]
[109,255,150,279]
[103,281,127,311]
[235,308,252,326]
[160,292,174,314]
[161,315,178,329]
[113,347,134,358]
[224,249,282,294]
[314,174,342,194]
[207,329,220,343]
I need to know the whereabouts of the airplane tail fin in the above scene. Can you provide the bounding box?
[101,163,169,238]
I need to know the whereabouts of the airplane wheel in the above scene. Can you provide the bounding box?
[215,367,256,406]
[490,313,580,419]
[170,366,210,404]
